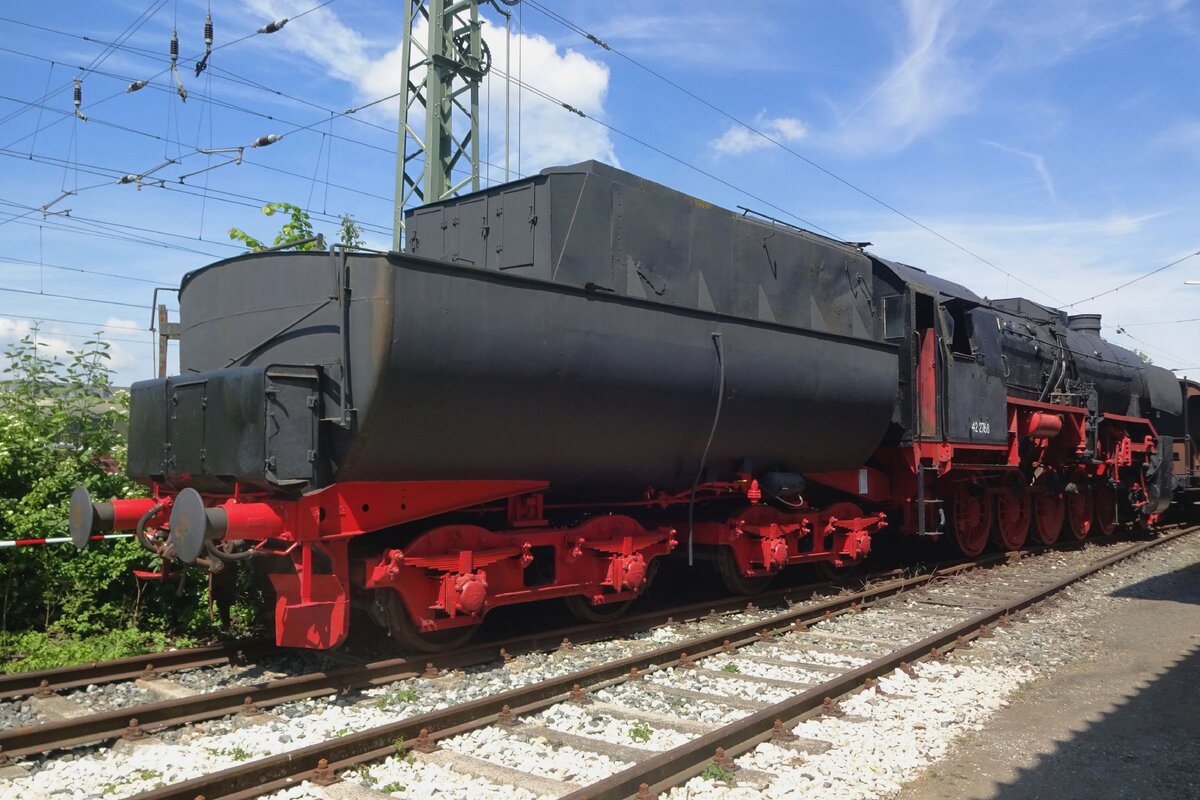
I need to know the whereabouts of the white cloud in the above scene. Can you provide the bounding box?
[984,141,1058,203]
[710,112,808,156]
[829,0,1187,155]
[592,11,778,69]
[831,0,976,154]
[1151,119,1200,156]
[242,1,618,178]
[0,317,147,386]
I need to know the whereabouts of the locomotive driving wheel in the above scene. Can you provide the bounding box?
[991,487,1031,551]
[1030,492,1065,545]
[378,589,478,654]
[1093,484,1118,535]
[948,483,991,558]
[1065,485,1094,541]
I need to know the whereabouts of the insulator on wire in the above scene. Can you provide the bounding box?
[126,79,149,93]
[196,11,214,77]
[250,134,282,148]
[258,18,288,34]
[73,77,87,122]
[169,28,188,102]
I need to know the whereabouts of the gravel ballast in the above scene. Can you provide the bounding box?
[2,533,1196,800]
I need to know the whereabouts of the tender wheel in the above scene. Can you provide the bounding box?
[814,560,856,582]
[563,595,634,623]
[948,483,991,557]
[1093,485,1118,536]
[991,489,1031,551]
[1065,486,1094,541]
[380,590,478,654]
[812,501,868,579]
[1030,493,1064,545]
[716,548,774,595]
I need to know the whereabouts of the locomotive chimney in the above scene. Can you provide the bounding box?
[1066,313,1102,334]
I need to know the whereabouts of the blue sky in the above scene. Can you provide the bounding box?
[1,0,1198,386]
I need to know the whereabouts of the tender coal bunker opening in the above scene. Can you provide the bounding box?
[524,545,556,586]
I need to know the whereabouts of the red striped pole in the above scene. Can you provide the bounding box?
[0,534,135,548]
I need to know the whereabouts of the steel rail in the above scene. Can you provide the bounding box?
[120,528,1194,800]
[120,559,1013,800]
[0,549,972,703]
[0,552,1000,757]
[563,526,1197,800]
[0,639,274,700]
[0,564,947,757]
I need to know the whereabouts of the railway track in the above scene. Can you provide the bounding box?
[5,527,1191,800]
[1,544,1038,759]
[0,554,987,758]
[0,640,274,702]
[566,529,1196,800]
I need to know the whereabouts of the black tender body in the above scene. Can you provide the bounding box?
[127,161,1192,507]
[130,163,899,495]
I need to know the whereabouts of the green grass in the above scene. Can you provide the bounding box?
[701,761,736,785]
[721,662,741,673]
[375,686,420,708]
[628,721,652,743]
[207,745,253,762]
[0,628,196,674]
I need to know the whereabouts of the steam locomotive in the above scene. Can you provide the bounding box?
[70,161,1200,651]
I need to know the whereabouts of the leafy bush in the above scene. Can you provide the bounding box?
[0,628,192,674]
[228,202,364,252]
[0,329,257,657]
[0,330,149,634]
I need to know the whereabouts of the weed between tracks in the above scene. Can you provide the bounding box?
[629,721,653,743]
[376,686,421,708]
[206,745,253,762]
[702,761,736,785]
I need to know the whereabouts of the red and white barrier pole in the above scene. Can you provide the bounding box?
[1,533,136,548]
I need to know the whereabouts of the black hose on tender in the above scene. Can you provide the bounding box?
[134,503,164,556]
[205,539,261,562]
[688,331,726,566]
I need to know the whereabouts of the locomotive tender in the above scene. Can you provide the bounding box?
[70,162,1200,651]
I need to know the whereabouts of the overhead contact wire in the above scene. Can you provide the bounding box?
[522,0,1061,305]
